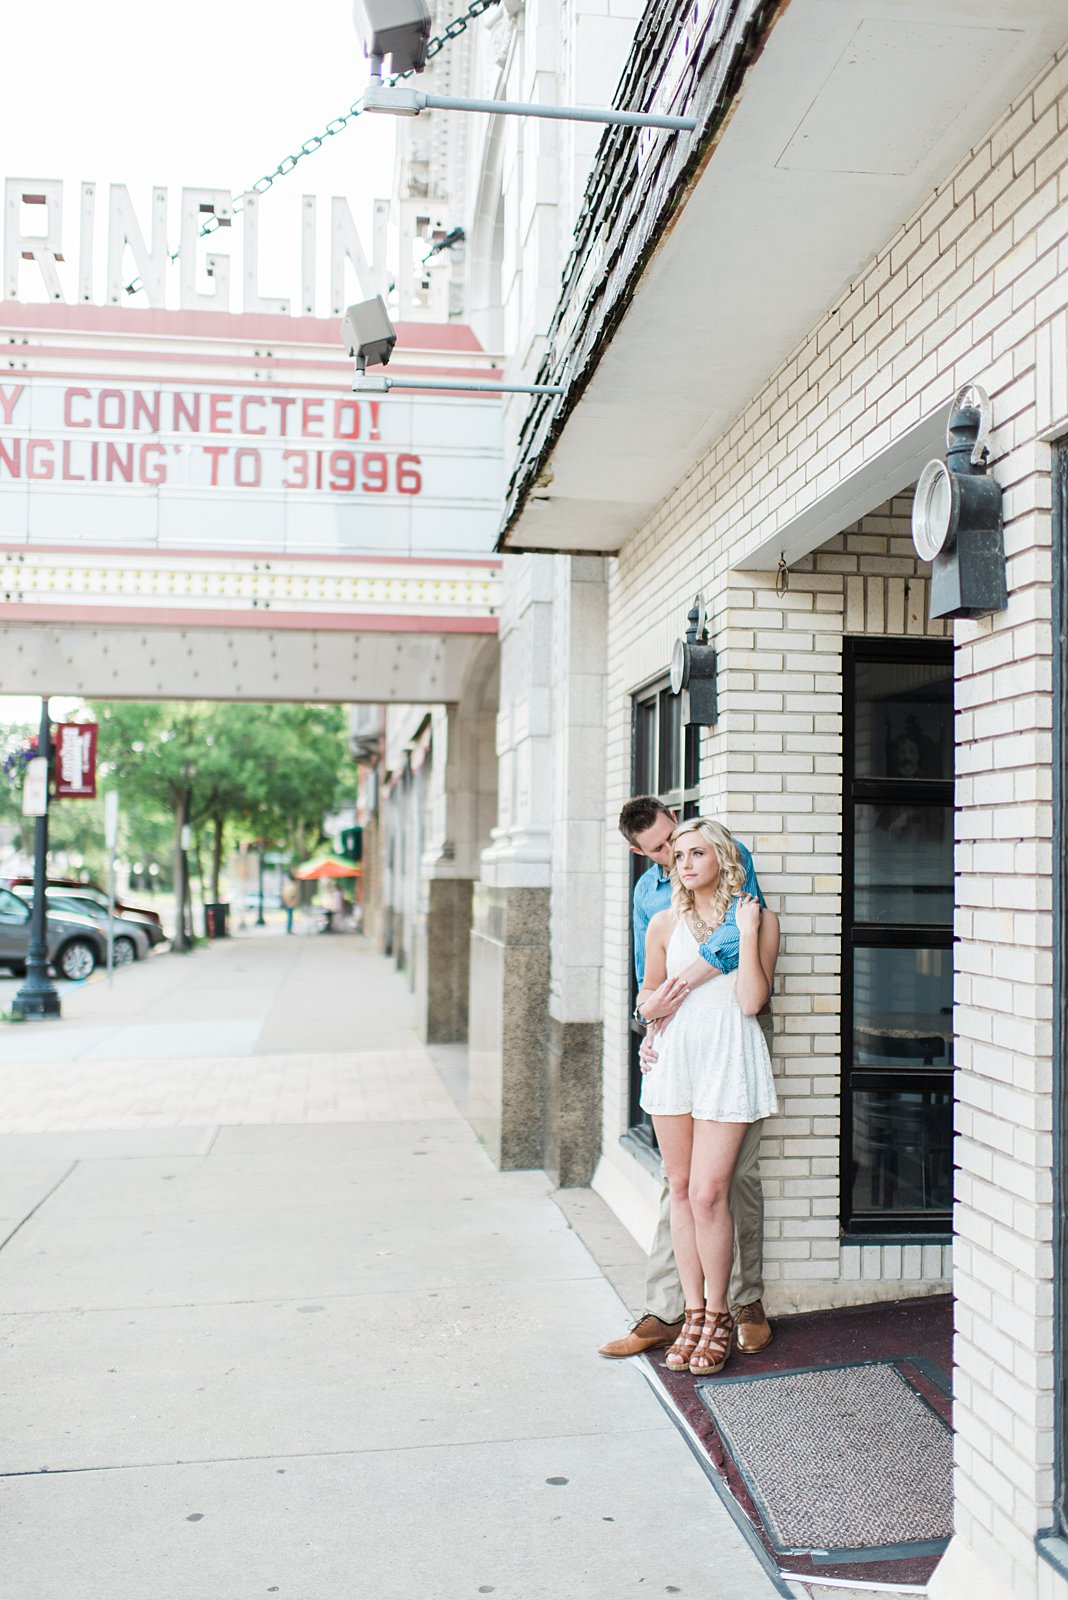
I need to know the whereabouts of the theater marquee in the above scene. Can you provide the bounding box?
[0,364,503,559]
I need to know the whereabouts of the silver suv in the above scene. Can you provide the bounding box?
[0,887,107,981]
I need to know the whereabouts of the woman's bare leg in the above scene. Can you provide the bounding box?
[652,1114,704,1307]
[688,1120,748,1313]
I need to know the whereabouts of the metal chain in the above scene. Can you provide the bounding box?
[124,0,501,296]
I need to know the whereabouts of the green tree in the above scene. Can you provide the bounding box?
[88,700,352,934]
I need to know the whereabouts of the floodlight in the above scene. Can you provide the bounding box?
[340,296,566,396]
[341,296,397,370]
[352,0,431,77]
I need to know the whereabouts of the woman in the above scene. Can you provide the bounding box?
[635,818,779,1377]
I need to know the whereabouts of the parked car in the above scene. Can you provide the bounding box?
[0,887,106,981]
[10,887,150,965]
[3,877,166,946]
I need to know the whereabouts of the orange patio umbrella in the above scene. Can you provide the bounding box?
[291,854,361,880]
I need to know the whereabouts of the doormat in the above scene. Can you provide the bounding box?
[696,1359,952,1560]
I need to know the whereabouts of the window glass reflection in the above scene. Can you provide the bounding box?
[853,945,952,1068]
[853,802,953,924]
[852,1087,953,1216]
[854,660,953,782]
[635,701,656,794]
[662,690,682,791]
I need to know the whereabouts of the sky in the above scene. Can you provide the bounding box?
[1,0,397,314]
[1,0,399,728]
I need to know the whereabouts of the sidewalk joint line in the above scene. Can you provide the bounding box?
[0,1162,79,1256]
[0,1425,671,1479]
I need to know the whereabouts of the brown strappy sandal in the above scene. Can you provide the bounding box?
[689,1309,734,1376]
[664,1307,705,1371]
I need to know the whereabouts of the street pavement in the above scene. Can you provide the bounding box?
[0,932,793,1600]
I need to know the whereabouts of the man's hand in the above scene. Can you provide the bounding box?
[639,1021,662,1073]
[641,975,690,1021]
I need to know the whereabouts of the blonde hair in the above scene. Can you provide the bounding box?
[669,818,745,930]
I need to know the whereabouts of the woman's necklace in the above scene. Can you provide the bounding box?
[688,902,720,941]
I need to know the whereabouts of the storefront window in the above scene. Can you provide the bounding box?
[842,639,955,1233]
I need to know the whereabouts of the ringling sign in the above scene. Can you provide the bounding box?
[5,178,385,317]
[0,377,503,557]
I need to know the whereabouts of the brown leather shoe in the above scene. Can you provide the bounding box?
[598,1313,684,1359]
[733,1300,772,1353]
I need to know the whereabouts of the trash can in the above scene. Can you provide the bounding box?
[204,902,230,939]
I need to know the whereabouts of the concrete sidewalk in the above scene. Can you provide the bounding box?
[0,935,784,1600]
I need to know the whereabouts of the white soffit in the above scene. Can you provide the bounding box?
[510,0,1068,554]
[0,623,488,704]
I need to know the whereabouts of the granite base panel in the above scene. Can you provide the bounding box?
[467,885,550,1172]
[544,1018,602,1188]
[416,878,474,1045]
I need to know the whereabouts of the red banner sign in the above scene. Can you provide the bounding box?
[53,722,98,798]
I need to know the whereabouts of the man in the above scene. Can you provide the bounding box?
[598,795,773,1358]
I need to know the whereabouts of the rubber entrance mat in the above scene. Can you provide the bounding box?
[696,1358,952,1558]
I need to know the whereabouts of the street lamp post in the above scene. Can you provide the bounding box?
[256,845,266,928]
[12,698,61,1020]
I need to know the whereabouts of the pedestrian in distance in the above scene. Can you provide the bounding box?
[599,795,775,1361]
[281,877,298,935]
[634,818,778,1376]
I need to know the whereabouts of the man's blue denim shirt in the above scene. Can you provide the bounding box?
[632,839,763,987]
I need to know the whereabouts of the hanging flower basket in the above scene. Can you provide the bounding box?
[1,736,39,788]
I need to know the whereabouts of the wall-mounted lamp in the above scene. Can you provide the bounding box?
[670,594,717,726]
[352,0,696,131]
[911,384,1007,620]
[341,296,565,397]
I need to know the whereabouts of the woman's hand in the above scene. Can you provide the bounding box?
[735,893,762,938]
[640,974,690,1021]
[639,1020,662,1073]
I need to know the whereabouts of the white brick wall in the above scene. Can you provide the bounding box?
[597,505,952,1304]
[582,43,1067,1600]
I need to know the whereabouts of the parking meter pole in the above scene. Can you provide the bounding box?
[104,791,119,987]
[12,699,61,1020]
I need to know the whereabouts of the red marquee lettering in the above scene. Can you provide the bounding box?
[63,388,92,428]
[173,393,201,432]
[98,390,126,430]
[234,449,261,488]
[140,443,167,485]
[203,445,230,485]
[333,399,360,440]
[105,443,134,482]
[239,396,267,436]
[0,384,25,426]
[301,398,324,437]
[282,450,308,489]
[271,396,296,434]
[209,394,233,433]
[27,439,55,479]
[132,391,161,432]
[0,438,21,476]
[61,441,85,481]
[396,454,422,495]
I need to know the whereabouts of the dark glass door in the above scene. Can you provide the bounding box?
[842,639,955,1232]
[1052,440,1068,1533]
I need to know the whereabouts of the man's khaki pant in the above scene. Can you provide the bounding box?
[643,1012,771,1319]
[644,1117,765,1318]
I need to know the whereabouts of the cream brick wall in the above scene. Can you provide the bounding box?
[585,43,1067,1600]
